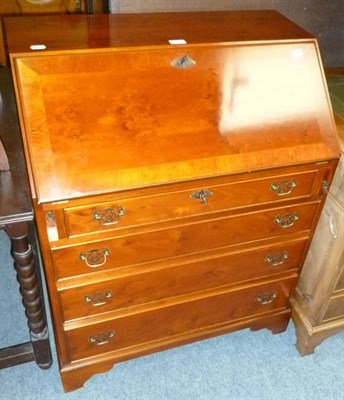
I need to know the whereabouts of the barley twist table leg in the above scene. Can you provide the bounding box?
[5,222,52,369]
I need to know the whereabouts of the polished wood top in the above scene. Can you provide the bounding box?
[8,12,340,204]
[4,10,313,55]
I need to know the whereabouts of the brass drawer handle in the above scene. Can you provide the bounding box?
[265,251,289,266]
[93,206,126,226]
[270,179,296,196]
[79,248,110,268]
[274,212,299,228]
[88,330,115,346]
[171,52,196,69]
[189,189,213,205]
[84,290,112,306]
[255,292,277,305]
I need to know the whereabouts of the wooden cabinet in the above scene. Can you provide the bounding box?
[0,1,108,66]
[6,11,340,392]
[291,111,344,355]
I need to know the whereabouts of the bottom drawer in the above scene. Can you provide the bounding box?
[65,275,296,362]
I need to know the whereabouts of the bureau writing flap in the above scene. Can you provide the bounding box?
[12,42,339,203]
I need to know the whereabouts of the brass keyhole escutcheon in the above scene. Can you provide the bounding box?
[171,52,196,69]
[189,189,213,205]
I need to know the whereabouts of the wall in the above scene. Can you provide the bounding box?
[109,0,344,68]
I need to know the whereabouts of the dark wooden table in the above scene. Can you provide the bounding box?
[0,67,52,369]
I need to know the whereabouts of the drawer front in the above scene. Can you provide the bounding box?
[65,276,296,362]
[59,238,308,322]
[63,168,324,237]
[52,202,318,280]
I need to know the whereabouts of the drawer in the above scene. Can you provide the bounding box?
[59,238,308,322]
[52,202,318,280]
[65,276,296,362]
[62,166,325,237]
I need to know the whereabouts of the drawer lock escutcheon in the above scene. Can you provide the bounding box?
[255,292,277,305]
[274,212,299,228]
[93,206,126,226]
[189,189,213,205]
[171,52,196,69]
[265,251,289,266]
[79,248,110,268]
[84,290,112,306]
[88,330,115,346]
[270,179,296,196]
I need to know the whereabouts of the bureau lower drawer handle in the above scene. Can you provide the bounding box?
[88,330,115,346]
[79,248,110,268]
[84,290,112,306]
[93,206,126,226]
[274,212,299,228]
[265,251,289,266]
[270,179,296,196]
[189,189,213,205]
[255,292,277,305]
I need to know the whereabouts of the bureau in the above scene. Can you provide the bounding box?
[6,11,340,392]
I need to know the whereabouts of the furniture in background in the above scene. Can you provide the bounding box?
[0,0,109,66]
[0,138,9,171]
[5,11,340,391]
[290,73,344,355]
[0,67,52,369]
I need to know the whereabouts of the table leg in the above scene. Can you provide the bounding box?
[4,222,52,369]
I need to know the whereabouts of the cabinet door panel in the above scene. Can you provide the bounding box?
[323,295,344,321]
[330,154,344,205]
[295,194,344,321]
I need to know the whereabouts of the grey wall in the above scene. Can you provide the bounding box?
[109,0,344,68]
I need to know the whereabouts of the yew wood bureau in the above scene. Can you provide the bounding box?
[5,11,340,391]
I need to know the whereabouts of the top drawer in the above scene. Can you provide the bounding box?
[61,165,327,238]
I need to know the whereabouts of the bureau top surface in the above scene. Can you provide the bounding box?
[4,10,313,54]
[9,11,340,203]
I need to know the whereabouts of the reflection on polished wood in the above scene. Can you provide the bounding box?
[10,37,340,203]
